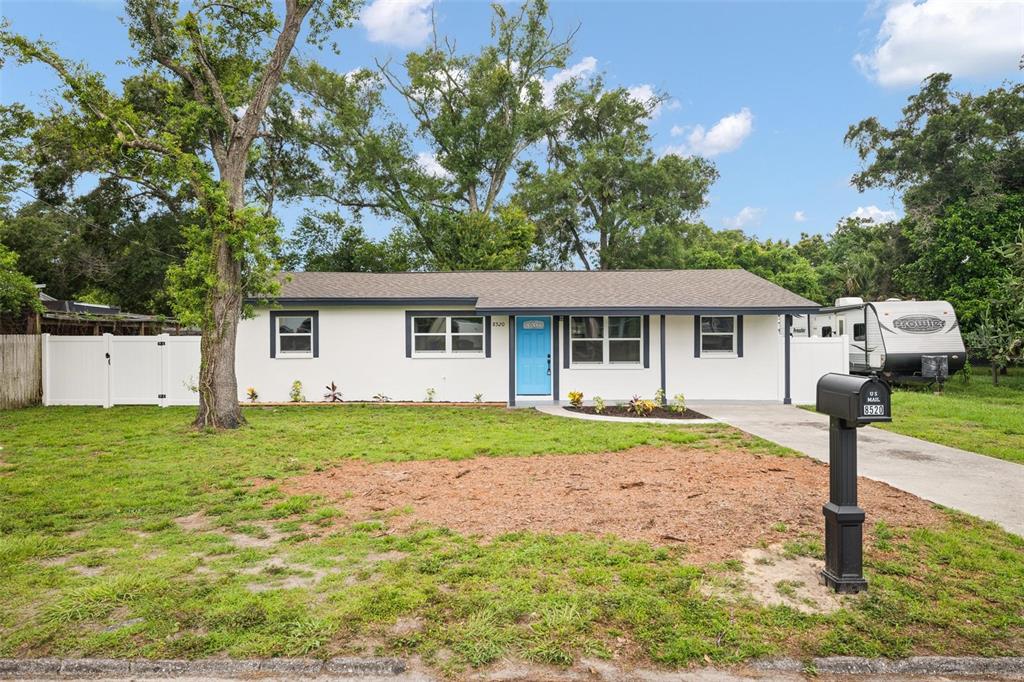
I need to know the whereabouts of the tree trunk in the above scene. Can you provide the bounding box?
[194,162,247,429]
[992,364,999,386]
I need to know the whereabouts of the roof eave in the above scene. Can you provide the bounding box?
[246,296,479,307]
[474,305,822,315]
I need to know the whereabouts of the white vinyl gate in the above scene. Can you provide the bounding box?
[42,334,201,407]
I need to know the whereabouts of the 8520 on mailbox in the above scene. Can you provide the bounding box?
[815,373,892,593]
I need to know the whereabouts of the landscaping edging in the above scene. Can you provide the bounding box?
[535,404,718,425]
[0,657,406,678]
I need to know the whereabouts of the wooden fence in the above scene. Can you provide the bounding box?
[0,335,41,409]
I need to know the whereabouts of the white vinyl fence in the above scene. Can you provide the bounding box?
[42,334,201,407]
[789,335,849,404]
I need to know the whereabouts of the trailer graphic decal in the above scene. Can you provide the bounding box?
[892,314,944,334]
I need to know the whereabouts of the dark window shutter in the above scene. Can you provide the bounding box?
[269,313,276,358]
[563,315,570,368]
[736,315,744,358]
[642,315,650,368]
[693,316,701,358]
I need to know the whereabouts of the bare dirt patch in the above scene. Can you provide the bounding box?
[705,545,849,614]
[282,446,944,563]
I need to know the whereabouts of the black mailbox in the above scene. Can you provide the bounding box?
[817,373,891,427]
[814,373,892,594]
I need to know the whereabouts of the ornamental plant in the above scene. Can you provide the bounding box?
[425,388,436,402]
[568,391,584,408]
[593,396,605,414]
[653,387,666,406]
[246,387,259,403]
[289,380,305,403]
[324,382,343,403]
[671,392,687,414]
[627,395,656,417]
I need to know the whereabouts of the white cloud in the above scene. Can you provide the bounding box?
[361,0,434,48]
[854,0,1024,86]
[669,124,685,137]
[793,210,807,223]
[541,56,598,106]
[723,206,764,229]
[626,84,665,118]
[663,108,754,158]
[850,205,898,223]
[416,152,452,180]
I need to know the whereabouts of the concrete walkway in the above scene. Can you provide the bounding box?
[689,402,1024,537]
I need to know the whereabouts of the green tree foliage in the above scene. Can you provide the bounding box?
[844,73,1024,331]
[515,79,717,270]
[284,214,419,273]
[896,196,1024,326]
[795,218,910,305]
[0,242,40,314]
[846,73,1024,219]
[285,0,567,270]
[0,188,186,313]
[2,0,360,428]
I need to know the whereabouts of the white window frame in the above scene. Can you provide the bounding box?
[569,315,643,367]
[411,315,485,358]
[276,314,314,359]
[699,315,737,357]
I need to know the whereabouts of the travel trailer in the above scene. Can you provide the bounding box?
[799,297,966,381]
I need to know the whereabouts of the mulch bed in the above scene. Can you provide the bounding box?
[567,405,709,419]
[281,446,945,564]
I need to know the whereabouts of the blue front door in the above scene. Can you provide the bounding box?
[516,316,552,395]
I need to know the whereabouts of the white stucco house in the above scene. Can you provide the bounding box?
[236,269,822,406]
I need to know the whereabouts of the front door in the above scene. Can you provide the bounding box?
[516,316,552,395]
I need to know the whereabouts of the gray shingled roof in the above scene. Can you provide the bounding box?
[257,270,820,313]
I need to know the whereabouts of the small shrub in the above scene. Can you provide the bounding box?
[627,395,656,417]
[372,392,391,403]
[246,387,259,403]
[567,391,584,408]
[289,380,305,403]
[671,392,686,414]
[593,396,605,414]
[473,393,484,403]
[323,382,342,402]
[653,387,666,406]
[424,387,436,402]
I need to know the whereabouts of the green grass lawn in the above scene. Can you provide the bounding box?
[0,405,1021,670]
[876,366,1024,464]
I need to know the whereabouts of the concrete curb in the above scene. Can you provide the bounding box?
[751,656,1024,677]
[0,657,406,678]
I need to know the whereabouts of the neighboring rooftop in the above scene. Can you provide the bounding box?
[254,270,821,313]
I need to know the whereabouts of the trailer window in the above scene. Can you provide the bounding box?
[853,323,866,341]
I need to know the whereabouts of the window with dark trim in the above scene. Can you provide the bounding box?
[270,310,318,359]
[700,315,736,354]
[853,323,866,341]
[412,315,485,356]
[569,315,642,365]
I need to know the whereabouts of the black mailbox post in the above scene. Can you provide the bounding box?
[815,373,891,593]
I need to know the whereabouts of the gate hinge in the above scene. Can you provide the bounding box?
[158,394,166,399]
[157,341,167,346]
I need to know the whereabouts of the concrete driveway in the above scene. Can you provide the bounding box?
[689,402,1024,536]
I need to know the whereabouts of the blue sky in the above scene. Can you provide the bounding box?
[2,0,1022,244]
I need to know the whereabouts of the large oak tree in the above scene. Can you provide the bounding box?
[1,0,359,428]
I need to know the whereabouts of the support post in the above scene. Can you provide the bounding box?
[508,315,516,407]
[783,314,792,404]
[821,415,867,593]
[659,315,667,405]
